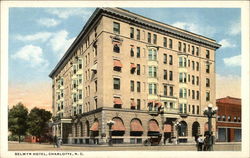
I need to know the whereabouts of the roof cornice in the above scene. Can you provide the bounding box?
[49,7,221,78]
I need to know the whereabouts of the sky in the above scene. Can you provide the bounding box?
[8,7,241,111]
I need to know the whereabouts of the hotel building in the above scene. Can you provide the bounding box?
[49,8,221,144]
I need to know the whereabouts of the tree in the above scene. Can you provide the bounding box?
[8,102,28,143]
[27,107,52,143]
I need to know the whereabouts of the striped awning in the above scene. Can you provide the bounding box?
[114,60,123,68]
[148,120,160,132]
[90,121,99,131]
[131,100,136,107]
[112,118,125,131]
[130,119,143,132]
[130,63,136,69]
[113,98,123,105]
[163,124,172,133]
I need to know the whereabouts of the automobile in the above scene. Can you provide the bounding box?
[143,133,162,146]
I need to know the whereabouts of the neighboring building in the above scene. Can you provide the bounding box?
[216,96,241,142]
[49,8,221,144]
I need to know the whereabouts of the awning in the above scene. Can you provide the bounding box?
[112,118,125,131]
[164,124,172,133]
[113,41,121,45]
[90,121,99,131]
[91,64,97,71]
[148,100,154,104]
[155,101,162,107]
[114,60,123,68]
[113,98,123,105]
[148,120,160,132]
[131,100,136,107]
[130,63,136,69]
[130,120,143,132]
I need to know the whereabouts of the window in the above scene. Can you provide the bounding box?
[148,32,151,43]
[169,86,173,96]
[183,43,186,52]
[113,78,120,90]
[169,55,173,65]
[163,54,167,64]
[61,102,64,109]
[153,34,157,44]
[217,115,221,121]
[188,60,190,67]
[113,22,120,34]
[232,116,236,122]
[164,70,167,80]
[206,91,210,101]
[73,64,77,74]
[222,116,226,121]
[192,90,195,99]
[163,37,167,47]
[137,64,140,75]
[148,49,157,60]
[188,89,190,96]
[179,72,187,83]
[206,63,210,73]
[113,44,120,53]
[238,117,241,122]
[206,78,210,87]
[93,44,97,57]
[179,57,187,67]
[228,116,231,122]
[137,47,140,58]
[169,71,173,81]
[149,66,157,78]
[196,91,199,100]
[149,83,157,95]
[137,81,141,92]
[78,59,82,69]
[180,104,187,114]
[79,90,82,99]
[188,44,190,52]
[73,93,77,102]
[137,99,141,110]
[192,46,194,55]
[196,62,199,71]
[95,98,97,109]
[136,29,140,40]
[95,80,97,92]
[169,39,172,49]
[206,50,210,59]
[196,47,199,56]
[196,76,199,85]
[114,97,122,109]
[192,105,195,114]
[164,85,167,96]
[192,61,195,70]
[169,102,173,108]
[197,106,199,114]
[192,75,195,85]
[130,48,134,57]
[178,42,182,51]
[130,27,134,38]
[179,88,187,98]
[131,80,134,92]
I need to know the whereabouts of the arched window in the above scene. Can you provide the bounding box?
[178,121,187,136]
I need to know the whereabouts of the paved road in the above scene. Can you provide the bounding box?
[8,141,241,151]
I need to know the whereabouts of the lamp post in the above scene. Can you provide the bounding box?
[203,103,218,151]
[107,120,115,146]
[174,121,181,144]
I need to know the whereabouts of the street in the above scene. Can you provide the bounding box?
[8,141,241,151]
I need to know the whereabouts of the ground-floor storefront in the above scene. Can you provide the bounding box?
[217,127,241,142]
[53,108,216,144]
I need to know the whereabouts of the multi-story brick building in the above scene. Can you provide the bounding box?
[216,96,241,142]
[49,8,221,144]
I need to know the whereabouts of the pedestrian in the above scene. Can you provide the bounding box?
[197,135,204,151]
[203,135,209,151]
[53,136,57,148]
[57,138,62,148]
